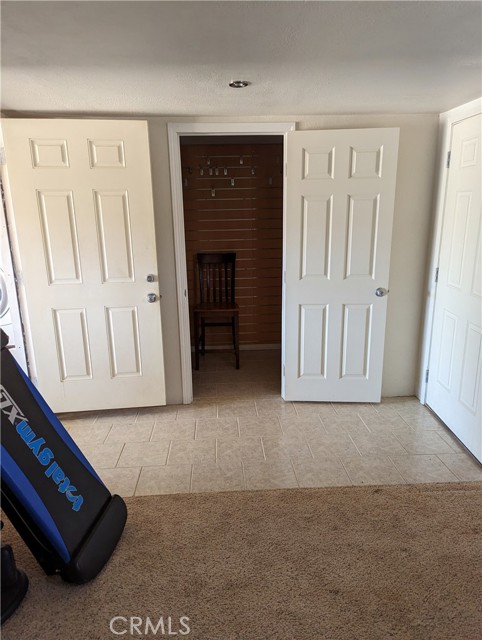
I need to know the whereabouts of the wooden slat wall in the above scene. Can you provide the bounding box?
[181,142,283,347]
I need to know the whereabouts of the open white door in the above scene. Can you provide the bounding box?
[426,113,482,462]
[283,128,399,402]
[2,119,165,413]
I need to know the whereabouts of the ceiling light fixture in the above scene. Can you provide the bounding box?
[229,80,249,88]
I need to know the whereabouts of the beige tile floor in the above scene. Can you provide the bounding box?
[59,350,482,498]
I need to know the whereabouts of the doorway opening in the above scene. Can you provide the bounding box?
[180,136,283,376]
[168,123,295,404]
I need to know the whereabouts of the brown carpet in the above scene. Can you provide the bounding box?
[2,483,481,640]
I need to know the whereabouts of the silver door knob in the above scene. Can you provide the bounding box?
[375,287,388,297]
[147,293,158,303]
[146,274,156,283]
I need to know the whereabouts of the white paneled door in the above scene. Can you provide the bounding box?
[2,119,165,412]
[283,128,399,402]
[427,113,481,462]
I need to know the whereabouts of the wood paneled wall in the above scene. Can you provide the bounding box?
[181,142,283,347]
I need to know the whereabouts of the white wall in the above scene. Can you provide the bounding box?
[147,114,439,403]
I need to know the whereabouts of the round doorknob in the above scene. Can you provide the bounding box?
[375,287,389,297]
[147,293,158,303]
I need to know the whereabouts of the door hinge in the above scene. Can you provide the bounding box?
[0,148,6,166]
[446,151,451,169]
[283,364,286,377]
[284,162,287,178]
[283,270,286,284]
[435,267,439,283]
[425,369,429,383]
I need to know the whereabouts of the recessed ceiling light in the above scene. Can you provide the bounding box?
[229,80,249,88]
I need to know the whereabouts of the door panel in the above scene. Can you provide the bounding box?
[94,190,134,282]
[105,306,142,378]
[2,119,165,412]
[427,113,482,461]
[299,304,327,378]
[341,304,372,379]
[52,308,92,381]
[38,190,82,284]
[283,128,399,402]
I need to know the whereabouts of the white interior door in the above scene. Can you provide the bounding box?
[2,119,165,413]
[283,128,399,402]
[426,113,482,462]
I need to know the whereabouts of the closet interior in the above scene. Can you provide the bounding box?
[180,136,284,357]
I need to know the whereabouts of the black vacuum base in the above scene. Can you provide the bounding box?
[1,543,29,624]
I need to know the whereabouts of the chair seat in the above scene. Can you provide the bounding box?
[194,303,239,312]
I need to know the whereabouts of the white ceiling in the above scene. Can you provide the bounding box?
[2,1,481,116]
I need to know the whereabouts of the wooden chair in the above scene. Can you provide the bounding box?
[193,252,240,370]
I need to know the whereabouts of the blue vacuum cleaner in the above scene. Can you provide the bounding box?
[1,328,127,620]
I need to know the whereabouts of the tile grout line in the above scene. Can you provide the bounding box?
[347,433,364,458]
[390,430,412,455]
[289,458,301,488]
[318,416,330,435]
[387,454,412,484]
[114,443,126,468]
[338,457,355,486]
[434,454,463,481]
[305,439,316,460]
[358,413,374,434]
[437,430,463,454]
[277,415,285,435]
[132,467,143,497]
[189,464,194,493]
[165,440,173,465]
[260,436,267,461]
[241,461,247,490]
[102,423,114,444]
[396,411,418,432]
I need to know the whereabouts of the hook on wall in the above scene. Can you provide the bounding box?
[211,187,216,197]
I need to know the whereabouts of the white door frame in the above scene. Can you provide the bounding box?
[167,122,295,404]
[418,97,482,402]
[1,156,37,383]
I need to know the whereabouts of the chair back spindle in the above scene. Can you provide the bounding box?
[197,253,236,305]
